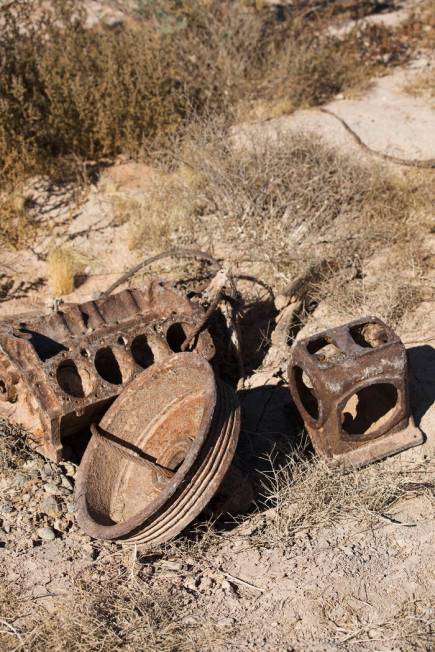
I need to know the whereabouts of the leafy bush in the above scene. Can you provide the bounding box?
[0,0,412,245]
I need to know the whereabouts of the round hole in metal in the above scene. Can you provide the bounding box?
[166,323,187,352]
[95,347,122,384]
[57,360,93,398]
[341,383,398,436]
[131,335,154,369]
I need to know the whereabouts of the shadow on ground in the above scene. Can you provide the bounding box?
[408,345,435,434]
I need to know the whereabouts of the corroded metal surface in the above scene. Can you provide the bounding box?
[288,316,423,467]
[0,279,215,461]
[75,353,240,545]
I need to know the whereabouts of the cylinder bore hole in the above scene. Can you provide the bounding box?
[166,322,187,353]
[95,347,126,385]
[293,365,319,420]
[341,383,398,436]
[57,360,93,398]
[131,335,154,369]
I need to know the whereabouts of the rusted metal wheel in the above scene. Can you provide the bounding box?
[74,352,240,545]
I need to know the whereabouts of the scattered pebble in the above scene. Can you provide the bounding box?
[60,476,74,491]
[14,472,30,486]
[0,502,14,514]
[221,579,234,593]
[62,463,76,478]
[160,560,183,572]
[184,576,199,591]
[44,482,62,495]
[182,616,198,626]
[217,617,235,627]
[40,496,60,517]
[36,526,56,541]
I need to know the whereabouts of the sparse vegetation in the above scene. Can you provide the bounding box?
[0,0,416,247]
[1,3,434,651]
[260,450,434,544]
[133,123,428,296]
[46,245,88,296]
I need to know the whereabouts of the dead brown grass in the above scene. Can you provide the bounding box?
[46,246,89,296]
[134,123,428,288]
[0,0,415,248]
[259,450,434,544]
[0,554,234,652]
[0,419,34,480]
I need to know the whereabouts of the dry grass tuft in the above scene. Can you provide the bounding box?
[0,419,35,480]
[0,1,414,190]
[323,595,434,649]
[405,68,435,107]
[135,123,427,286]
[46,245,89,296]
[260,450,434,544]
[0,555,234,651]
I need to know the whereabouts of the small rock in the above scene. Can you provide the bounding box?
[53,519,64,532]
[40,496,60,517]
[274,293,290,311]
[66,502,76,514]
[217,617,235,627]
[160,560,183,572]
[221,579,234,593]
[43,462,55,473]
[198,575,215,591]
[183,576,198,591]
[37,526,56,541]
[60,476,74,491]
[44,482,61,495]
[62,463,76,478]
[14,472,30,487]
[182,616,198,626]
[2,523,11,534]
[0,502,14,514]
[23,459,42,471]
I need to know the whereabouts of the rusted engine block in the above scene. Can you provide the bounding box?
[288,316,423,467]
[0,279,214,462]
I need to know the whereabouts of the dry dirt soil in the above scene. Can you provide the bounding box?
[0,2,434,651]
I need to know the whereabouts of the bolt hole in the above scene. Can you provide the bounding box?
[131,335,154,369]
[118,335,127,346]
[81,349,90,358]
[307,337,344,363]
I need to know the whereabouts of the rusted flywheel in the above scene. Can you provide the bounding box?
[74,352,240,545]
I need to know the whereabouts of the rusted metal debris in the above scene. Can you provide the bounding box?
[288,316,423,467]
[0,279,215,462]
[75,352,240,545]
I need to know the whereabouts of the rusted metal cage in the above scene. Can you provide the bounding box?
[288,316,423,467]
